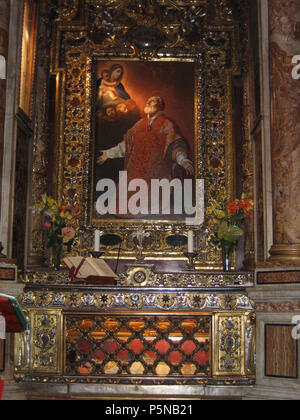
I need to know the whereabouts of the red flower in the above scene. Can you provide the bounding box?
[227,200,239,215]
[227,198,253,218]
[238,198,254,218]
[74,204,79,214]
[59,204,69,213]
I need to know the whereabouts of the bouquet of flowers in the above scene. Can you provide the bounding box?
[208,190,254,270]
[35,194,79,269]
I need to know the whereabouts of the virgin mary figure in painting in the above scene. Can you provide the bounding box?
[96,63,139,122]
[95,63,140,187]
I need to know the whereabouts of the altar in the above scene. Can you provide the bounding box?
[3,0,300,401]
[13,266,255,399]
[4,0,259,400]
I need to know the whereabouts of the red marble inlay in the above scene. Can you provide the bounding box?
[193,350,209,365]
[155,339,171,355]
[168,351,183,366]
[103,339,119,354]
[78,340,93,354]
[181,340,196,355]
[129,339,144,354]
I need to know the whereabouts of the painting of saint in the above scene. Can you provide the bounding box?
[92,61,195,221]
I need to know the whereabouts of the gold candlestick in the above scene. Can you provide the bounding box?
[90,252,104,259]
[184,252,197,270]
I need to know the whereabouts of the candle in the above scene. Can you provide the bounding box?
[188,230,194,253]
[94,230,100,252]
[0,315,5,340]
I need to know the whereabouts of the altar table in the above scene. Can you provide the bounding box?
[14,265,255,397]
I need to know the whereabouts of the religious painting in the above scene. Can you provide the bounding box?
[91,60,197,224]
[41,0,238,264]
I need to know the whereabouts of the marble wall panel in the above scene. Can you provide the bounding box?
[269,0,300,247]
[265,324,298,378]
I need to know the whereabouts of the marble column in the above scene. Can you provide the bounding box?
[0,0,9,199]
[268,0,300,262]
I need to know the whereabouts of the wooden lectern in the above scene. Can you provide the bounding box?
[0,294,29,400]
[0,294,29,332]
[63,256,118,285]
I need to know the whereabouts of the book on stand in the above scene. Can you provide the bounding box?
[63,256,118,285]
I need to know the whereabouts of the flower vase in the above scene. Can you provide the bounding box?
[51,245,63,271]
[221,242,234,272]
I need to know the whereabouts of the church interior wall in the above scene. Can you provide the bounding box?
[0,0,299,400]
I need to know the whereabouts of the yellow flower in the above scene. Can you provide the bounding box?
[47,197,56,206]
[215,209,226,219]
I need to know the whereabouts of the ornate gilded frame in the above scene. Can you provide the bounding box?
[19,0,38,118]
[48,0,240,267]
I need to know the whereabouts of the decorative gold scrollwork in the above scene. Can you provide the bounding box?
[57,0,79,21]
[31,0,242,267]
[30,310,62,374]
[213,311,255,377]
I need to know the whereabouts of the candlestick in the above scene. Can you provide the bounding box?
[184,252,197,271]
[94,230,100,252]
[91,251,104,259]
[188,230,194,253]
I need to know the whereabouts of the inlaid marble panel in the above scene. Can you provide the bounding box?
[265,324,298,379]
[269,0,300,246]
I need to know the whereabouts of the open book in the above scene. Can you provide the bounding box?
[63,256,118,284]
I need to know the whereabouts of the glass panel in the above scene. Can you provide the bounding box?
[129,319,145,332]
[181,340,197,355]
[142,350,157,366]
[77,362,93,375]
[181,362,197,375]
[92,350,106,364]
[67,328,81,343]
[90,327,106,342]
[116,328,132,343]
[181,319,197,333]
[155,319,171,332]
[78,340,93,354]
[103,318,119,332]
[143,328,157,343]
[103,339,119,354]
[193,350,210,366]
[65,315,211,378]
[168,351,183,366]
[117,350,130,364]
[129,339,144,354]
[104,361,119,375]
[130,361,145,375]
[168,329,183,343]
[80,319,94,332]
[155,339,171,355]
[156,362,170,376]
